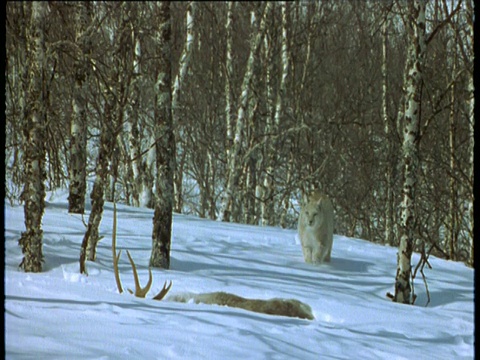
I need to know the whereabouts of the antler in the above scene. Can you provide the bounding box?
[111,201,172,300]
[112,202,123,294]
[126,250,153,298]
[153,280,173,301]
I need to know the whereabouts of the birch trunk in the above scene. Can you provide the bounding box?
[394,0,426,304]
[224,1,234,160]
[207,149,217,220]
[173,1,196,213]
[172,1,196,109]
[79,4,132,273]
[467,73,474,267]
[260,6,275,227]
[79,93,117,273]
[19,1,47,272]
[261,1,289,227]
[142,144,156,208]
[150,1,174,269]
[68,2,91,214]
[382,16,395,246]
[465,0,474,267]
[279,152,294,229]
[128,31,143,208]
[448,53,457,260]
[220,2,272,222]
[174,145,187,213]
[244,154,258,225]
[243,90,261,224]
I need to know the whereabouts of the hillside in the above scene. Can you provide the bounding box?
[4,192,474,359]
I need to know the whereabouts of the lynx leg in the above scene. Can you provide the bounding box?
[302,246,313,263]
[324,247,332,262]
[312,245,327,264]
[324,242,333,262]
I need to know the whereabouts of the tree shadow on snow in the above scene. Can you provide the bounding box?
[415,289,474,308]
[326,256,373,273]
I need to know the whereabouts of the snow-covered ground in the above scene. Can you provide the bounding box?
[5,191,474,359]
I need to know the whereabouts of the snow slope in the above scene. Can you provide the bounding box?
[4,191,474,359]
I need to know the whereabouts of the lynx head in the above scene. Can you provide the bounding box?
[302,194,325,228]
[302,190,324,227]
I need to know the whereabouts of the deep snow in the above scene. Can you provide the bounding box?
[4,191,474,359]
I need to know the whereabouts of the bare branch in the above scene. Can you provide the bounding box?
[126,250,153,298]
[426,0,462,45]
[81,212,88,228]
[152,280,173,301]
[411,242,432,306]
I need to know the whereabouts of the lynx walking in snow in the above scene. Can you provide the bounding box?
[298,191,334,264]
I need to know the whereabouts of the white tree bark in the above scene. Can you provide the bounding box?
[382,14,395,246]
[19,1,48,272]
[467,72,474,266]
[394,0,426,304]
[80,91,118,273]
[127,29,143,208]
[68,2,91,214]
[465,0,474,266]
[173,1,196,213]
[80,3,128,273]
[150,1,174,269]
[261,1,289,226]
[225,1,234,160]
[220,2,272,222]
[172,2,195,110]
[260,14,274,226]
[448,51,457,259]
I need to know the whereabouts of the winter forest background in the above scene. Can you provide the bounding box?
[5,0,474,281]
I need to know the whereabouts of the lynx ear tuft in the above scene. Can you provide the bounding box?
[302,193,309,206]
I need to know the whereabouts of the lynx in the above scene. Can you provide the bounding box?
[298,191,334,264]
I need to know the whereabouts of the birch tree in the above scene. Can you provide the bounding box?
[224,1,234,162]
[150,1,175,269]
[123,4,155,210]
[461,0,474,266]
[6,2,474,268]
[173,1,196,214]
[466,3,474,267]
[79,87,119,273]
[68,2,92,214]
[261,1,289,226]
[448,48,458,260]
[80,4,128,273]
[6,3,29,204]
[381,8,395,246]
[394,0,426,304]
[220,2,272,222]
[19,1,48,272]
[126,9,144,208]
[467,69,474,267]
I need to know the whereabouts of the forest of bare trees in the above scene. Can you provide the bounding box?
[5,1,474,297]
